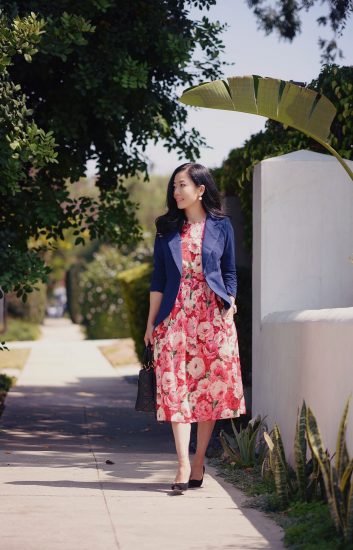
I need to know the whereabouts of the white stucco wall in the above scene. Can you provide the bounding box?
[252,150,353,465]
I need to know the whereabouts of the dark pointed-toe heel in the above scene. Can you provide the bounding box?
[171,481,189,495]
[188,465,205,488]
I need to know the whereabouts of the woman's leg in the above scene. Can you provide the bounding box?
[190,420,216,479]
[171,421,191,482]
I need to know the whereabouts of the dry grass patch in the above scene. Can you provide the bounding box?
[99,338,139,368]
[0,348,30,371]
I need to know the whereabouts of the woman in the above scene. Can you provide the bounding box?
[144,162,246,495]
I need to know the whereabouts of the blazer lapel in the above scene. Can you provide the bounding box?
[167,213,223,275]
[202,214,223,270]
[168,231,182,275]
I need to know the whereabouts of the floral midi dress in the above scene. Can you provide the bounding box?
[152,219,246,423]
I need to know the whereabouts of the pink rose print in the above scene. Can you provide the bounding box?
[187,357,206,379]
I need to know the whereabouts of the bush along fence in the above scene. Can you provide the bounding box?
[219,396,353,545]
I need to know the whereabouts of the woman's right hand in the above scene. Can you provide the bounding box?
[144,322,155,347]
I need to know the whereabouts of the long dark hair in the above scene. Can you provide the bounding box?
[155,163,225,235]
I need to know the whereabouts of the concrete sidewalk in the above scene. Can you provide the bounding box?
[0,319,284,550]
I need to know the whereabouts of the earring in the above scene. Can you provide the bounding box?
[199,195,202,201]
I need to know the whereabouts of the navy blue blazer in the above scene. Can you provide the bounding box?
[150,212,237,327]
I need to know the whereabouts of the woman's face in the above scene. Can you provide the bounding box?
[173,170,204,209]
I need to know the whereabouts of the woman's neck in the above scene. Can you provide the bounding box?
[184,204,207,224]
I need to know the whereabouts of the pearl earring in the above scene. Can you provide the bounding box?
[199,195,203,201]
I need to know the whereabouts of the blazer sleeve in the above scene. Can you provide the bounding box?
[150,234,166,293]
[220,218,237,298]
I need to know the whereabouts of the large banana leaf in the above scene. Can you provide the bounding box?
[179,75,353,181]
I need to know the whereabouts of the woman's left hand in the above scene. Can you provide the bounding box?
[221,296,237,320]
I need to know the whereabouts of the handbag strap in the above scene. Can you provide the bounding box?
[142,343,155,370]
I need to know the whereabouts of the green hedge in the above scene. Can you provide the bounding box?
[78,246,135,339]
[117,262,152,362]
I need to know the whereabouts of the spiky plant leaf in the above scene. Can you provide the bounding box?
[294,401,308,500]
[335,396,351,478]
[345,479,353,541]
[219,430,243,466]
[264,431,274,452]
[330,466,344,534]
[340,459,353,494]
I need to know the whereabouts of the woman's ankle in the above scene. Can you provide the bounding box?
[177,461,191,471]
[192,454,205,466]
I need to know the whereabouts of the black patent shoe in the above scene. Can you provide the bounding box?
[171,481,189,495]
[188,465,205,488]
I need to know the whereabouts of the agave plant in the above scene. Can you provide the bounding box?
[219,414,268,468]
[306,396,353,542]
[179,75,353,182]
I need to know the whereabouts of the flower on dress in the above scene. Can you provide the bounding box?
[210,358,223,371]
[224,388,242,410]
[197,378,210,392]
[171,330,186,348]
[187,357,205,379]
[209,379,228,401]
[161,371,177,392]
[197,321,214,341]
[189,389,202,406]
[165,389,181,409]
[214,329,226,349]
[218,340,233,361]
[180,399,191,417]
[210,362,229,382]
[220,408,235,419]
[203,339,219,361]
[187,317,197,338]
[194,398,213,420]
[186,337,198,356]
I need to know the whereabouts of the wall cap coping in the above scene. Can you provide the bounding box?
[262,306,353,324]
[261,149,353,164]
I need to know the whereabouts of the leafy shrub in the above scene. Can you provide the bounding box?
[118,262,152,362]
[79,244,151,340]
[219,415,268,468]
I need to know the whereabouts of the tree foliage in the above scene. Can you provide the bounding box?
[0,1,227,301]
[246,0,353,62]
